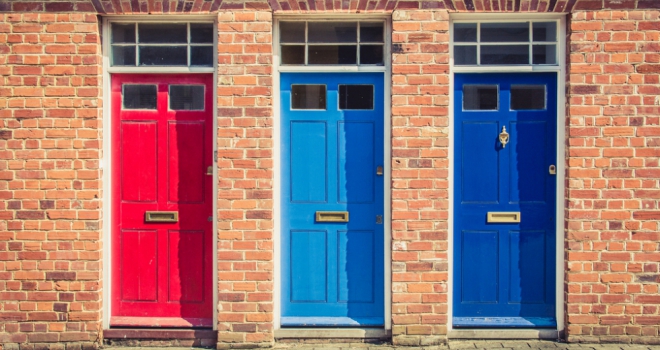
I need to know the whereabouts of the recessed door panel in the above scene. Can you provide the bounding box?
[168,121,205,204]
[281,73,384,326]
[121,122,157,202]
[120,230,158,301]
[168,230,204,302]
[453,73,557,328]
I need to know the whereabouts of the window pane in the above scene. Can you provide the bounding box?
[532,45,556,64]
[190,23,214,43]
[481,45,529,65]
[280,22,306,43]
[112,45,136,66]
[308,45,357,64]
[123,85,157,110]
[533,22,556,42]
[139,46,187,66]
[454,46,477,65]
[291,85,326,110]
[112,23,136,43]
[511,85,545,110]
[339,85,374,110]
[308,22,357,43]
[360,22,384,42]
[170,85,205,110]
[360,45,383,65]
[191,46,213,66]
[481,23,529,42]
[463,85,498,111]
[454,23,477,42]
[138,23,187,43]
[282,45,305,64]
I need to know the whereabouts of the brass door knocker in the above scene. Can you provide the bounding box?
[499,126,510,148]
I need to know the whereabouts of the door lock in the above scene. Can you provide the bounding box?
[376,215,383,224]
[376,166,383,176]
[549,164,556,175]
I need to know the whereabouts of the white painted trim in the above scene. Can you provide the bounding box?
[272,15,392,332]
[101,16,112,331]
[275,328,391,339]
[448,329,559,339]
[447,13,566,336]
[103,15,217,21]
[101,17,219,331]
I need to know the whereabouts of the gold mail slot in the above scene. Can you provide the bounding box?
[315,211,349,223]
[145,211,179,223]
[487,212,521,223]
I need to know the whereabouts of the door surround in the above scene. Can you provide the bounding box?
[272,14,393,336]
[100,15,219,330]
[447,13,567,338]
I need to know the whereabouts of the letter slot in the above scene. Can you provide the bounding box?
[487,212,521,223]
[315,211,349,223]
[145,211,179,223]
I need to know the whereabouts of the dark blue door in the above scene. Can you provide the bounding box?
[453,73,557,328]
[281,73,384,326]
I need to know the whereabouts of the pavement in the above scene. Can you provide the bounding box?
[106,341,660,350]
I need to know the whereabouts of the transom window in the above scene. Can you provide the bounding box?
[111,22,214,67]
[279,21,385,66]
[453,21,558,66]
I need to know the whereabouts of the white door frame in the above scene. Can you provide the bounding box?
[100,15,218,330]
[447,13,567,338]
[272,14,393,336]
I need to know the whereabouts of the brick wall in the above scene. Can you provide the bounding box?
[216,8,275,349]
[390,9,450,347]
[566,9,660,344]
[0,0,659,349]
[0,11,103,349]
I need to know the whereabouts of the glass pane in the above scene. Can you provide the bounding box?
[281,45,305,64]
[112,23,136,43]
[481,23,529,42]
[463,85,498,111]
[139,46,187,66]
[308,22,357,43]
[170,85,205,110]
[511,85,545,110]
[112,45,136,66]
[481,45,529,65]
[360,45,383,65]
[190,23,214,43]
[123,84,157,110]
[454,23,477,42]
[309,45,357,64]
[138,23,187,43]
[360,22,384,42]
[454,46,477,65]
[280,22,305,43]
[339,85,373,110]
[533,22,556,42]
[191,46,213,66]
[532,45,557,64]
[291,85,326,110]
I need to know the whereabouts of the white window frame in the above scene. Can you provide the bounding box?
[448,13,566,339]
[101,15,218,331]
[272,14,392,338]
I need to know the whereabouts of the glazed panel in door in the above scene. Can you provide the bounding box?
[453,73,557,328]
[281,73,385,326]
[111,74,213,327]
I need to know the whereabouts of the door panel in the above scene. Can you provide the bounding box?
[112,74,214,326]
[453,73,557,328]
[281,73,384,326]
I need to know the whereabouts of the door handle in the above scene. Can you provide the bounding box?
[487,212,520,223]
[315,211,349,222]
[145,211,179,223]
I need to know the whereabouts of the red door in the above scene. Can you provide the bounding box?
[111,74,214,327]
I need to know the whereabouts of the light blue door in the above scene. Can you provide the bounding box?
[281,73,384,326]
[453,73,557,327]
